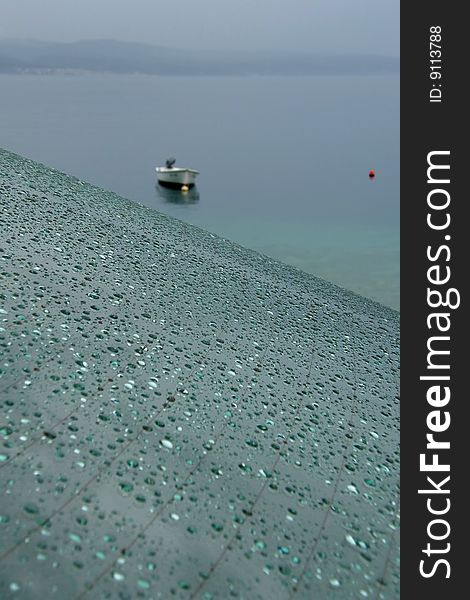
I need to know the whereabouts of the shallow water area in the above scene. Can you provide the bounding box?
[0,73,399,309]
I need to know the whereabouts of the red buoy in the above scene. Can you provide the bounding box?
[369,170,376,179]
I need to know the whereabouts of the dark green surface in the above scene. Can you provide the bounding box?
[0,148,399,599]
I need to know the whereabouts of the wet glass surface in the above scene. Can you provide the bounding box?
[0,148,399,599]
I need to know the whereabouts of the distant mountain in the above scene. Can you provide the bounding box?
[0,38,399,76]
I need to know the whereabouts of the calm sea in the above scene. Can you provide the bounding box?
[0,73,399,309]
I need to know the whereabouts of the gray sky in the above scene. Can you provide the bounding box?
[1,0,399,55]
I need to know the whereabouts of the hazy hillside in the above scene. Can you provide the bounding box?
[0,38,399,75]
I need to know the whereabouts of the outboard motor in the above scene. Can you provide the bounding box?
[165,157,176,168]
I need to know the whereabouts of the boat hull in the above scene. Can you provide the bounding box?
[155,167,199,189]
[157,179,196,190]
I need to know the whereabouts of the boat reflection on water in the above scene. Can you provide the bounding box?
[155,183,200,205]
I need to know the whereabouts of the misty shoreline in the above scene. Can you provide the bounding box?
[0,38,399,77]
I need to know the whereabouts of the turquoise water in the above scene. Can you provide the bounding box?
[0,73,399,308]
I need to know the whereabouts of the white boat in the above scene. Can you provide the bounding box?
[155,158,199,190]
